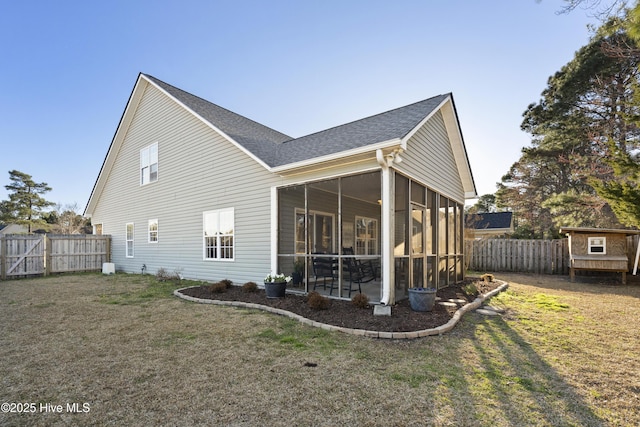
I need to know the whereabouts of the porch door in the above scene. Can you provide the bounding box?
[310,212,335,253]
[410,205,425,288]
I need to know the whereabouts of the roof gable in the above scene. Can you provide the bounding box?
[271,95,448,167]
[144,75,292,166]
[86,74,477,214]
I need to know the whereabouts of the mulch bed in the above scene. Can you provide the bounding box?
[178,278,499,332]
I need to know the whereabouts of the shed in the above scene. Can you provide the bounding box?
[559,227,640,284]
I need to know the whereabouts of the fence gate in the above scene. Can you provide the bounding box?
[0,235,45,279]
[0,234,111,280]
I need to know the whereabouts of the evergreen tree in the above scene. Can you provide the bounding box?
[2,170,54,232]
[498,14,639,234]
[589,3,640,227]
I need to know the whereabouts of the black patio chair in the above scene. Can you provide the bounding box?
[341,247,376,297]
[311,254,338,294]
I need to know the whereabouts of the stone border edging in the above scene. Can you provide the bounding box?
[173,280,509,339]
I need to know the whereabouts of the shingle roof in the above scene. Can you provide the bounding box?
[145,75,293,166]
[271,95,448,167]
[144,74,448,168]
[469,212,514,230]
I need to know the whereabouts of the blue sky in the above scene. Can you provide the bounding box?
[0,0,599,211]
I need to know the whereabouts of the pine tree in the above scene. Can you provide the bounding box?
[2,170,54,233]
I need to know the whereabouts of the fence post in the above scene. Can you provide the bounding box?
[44,235,51,276]
[0,236,5,280]
[105,235,111,263]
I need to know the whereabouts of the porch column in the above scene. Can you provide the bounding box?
[377,149,399,305]
[270,186,278,274]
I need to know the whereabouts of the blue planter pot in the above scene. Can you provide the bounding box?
[408,287,437,312]
[264,281,287,298]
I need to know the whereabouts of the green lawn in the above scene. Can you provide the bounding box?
[0,272,638,426]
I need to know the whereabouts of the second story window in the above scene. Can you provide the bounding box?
[140,142,158,185]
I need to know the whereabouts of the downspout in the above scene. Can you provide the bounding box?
[377,148,402,305]
[633,235,640,275]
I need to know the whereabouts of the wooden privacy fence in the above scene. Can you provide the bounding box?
[0,234,111,280]
[466,236,640,275]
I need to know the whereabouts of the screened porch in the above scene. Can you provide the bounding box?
[276,170,464,303]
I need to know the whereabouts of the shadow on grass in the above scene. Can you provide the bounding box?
[497,272,640,300]
[451,314,605,426]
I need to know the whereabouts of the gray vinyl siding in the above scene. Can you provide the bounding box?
[397,111,465,204]
[92,82,279,283]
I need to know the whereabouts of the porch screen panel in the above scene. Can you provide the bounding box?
[277,185,306,287]
[411,181,425,205]
[438,195,448,288]
[394,174,409,299]
[341,172,381,300]
[394,174,408,256]
[448,202,456,255]
[278,185,305,256]
[278,172,382,301]
[426,189,437,287]
[308,180,338,254]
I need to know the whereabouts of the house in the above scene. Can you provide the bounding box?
[0,223,28,236]
[466,211,514,238]
[85,73,476,304]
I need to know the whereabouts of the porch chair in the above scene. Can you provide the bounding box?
[341,247,376,297]
[311,254,338,294]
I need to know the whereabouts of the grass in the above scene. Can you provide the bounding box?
[0,272,638,426]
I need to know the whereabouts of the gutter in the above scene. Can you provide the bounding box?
[270,138,402,174]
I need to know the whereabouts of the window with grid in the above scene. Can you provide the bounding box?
[148,219,158,243]
[140,142,158,185]
[203,208,234,260]
[126,223,134,257]
[355,216,378,255]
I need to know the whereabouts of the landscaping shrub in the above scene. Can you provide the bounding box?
[155,267,182,282]
[462,282,478,297]
[242,281,258,293]
[307,291,330,310]
[481,273,494,283]
[351,293,370,309]
[209,282,227,293]
[219,279,233,288]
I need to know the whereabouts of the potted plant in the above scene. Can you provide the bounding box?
[292,258,304,286]
[264,272,291,298]
[408,287,437,312]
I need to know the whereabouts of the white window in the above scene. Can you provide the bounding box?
[355,216,378,255]
[295,209,335,254]
[204,208,234,260]
[140,142,158,185]
[126,223,134,257]
[588,236,606,254]
[148,219,158,243]
[94,223,103,235]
